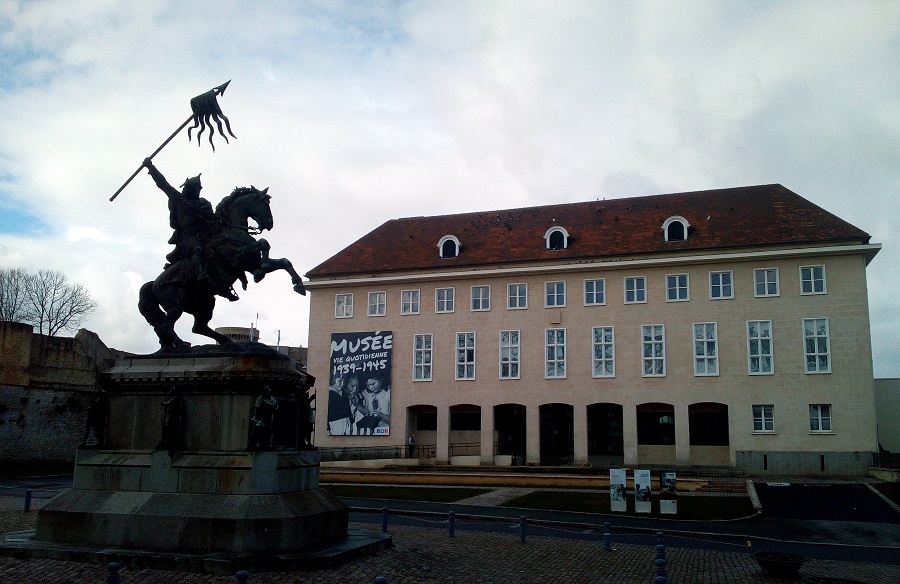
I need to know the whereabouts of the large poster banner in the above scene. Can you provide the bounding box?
[326,331,393,436]
[659,470,677,515]
[609,468,627,513]
[634,469,652,514]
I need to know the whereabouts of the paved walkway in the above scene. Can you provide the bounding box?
[3,494,900,583]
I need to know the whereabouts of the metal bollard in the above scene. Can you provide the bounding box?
[603,521,612,552]
[382,506,389,533]
[106,562,121,584]
[519,515,527,543]
[24,489,32,512]
[374,577,388,584]
[655,558,667,583]
[235,570,250,583]
[448,510,456,538]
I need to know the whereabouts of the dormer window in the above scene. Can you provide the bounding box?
[663,216,690,242]
[544,226,570,250]
[438,235,461,258]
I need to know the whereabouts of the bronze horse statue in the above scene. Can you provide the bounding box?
[139,186,305,349]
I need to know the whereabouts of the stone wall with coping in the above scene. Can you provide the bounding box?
[0,322,117,463]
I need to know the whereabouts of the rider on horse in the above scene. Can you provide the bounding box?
[143,158,239,302]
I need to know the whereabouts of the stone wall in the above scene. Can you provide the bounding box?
[0,321,119,463]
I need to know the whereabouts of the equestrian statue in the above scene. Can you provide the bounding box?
[138,158,305,349]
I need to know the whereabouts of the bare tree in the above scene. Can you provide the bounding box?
[0,267,33,322]
[24,269,98,336]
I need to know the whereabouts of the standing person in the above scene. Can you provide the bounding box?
[408,433,416,458]
[356,374,390,434]
[327,374,352,435]
[248,386,279,449]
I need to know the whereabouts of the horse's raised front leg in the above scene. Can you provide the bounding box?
[252,239,272,283]
[255,256,306,295]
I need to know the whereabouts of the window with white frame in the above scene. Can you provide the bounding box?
[754,268,779,297]
[471,285,491,311]
[544,226,570,250]
[709,271,734,300]
[747,320,773,374]
[625,276,647,304]
[693,322,718,375]
[545,281,566,307]
[752,405,774,433]
[413,334,432,381]
[667,274,689,302]
[800,265,826,295]
[803,318,831,373]
[368,291,386,316]
[456,332,475,380]
[592,326,615,378]
[335,293,353,318]
[584,279,606,306]
[436,287,455,313]
[641,324,665,376]
[438,235,461,258]
[401,290,420,315]
[545,328,566,378]
[499,330,520,379]
[809,404,832,432]
[508,283,527,309]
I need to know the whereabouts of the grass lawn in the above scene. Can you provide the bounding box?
[500,490,756,520]
[323,484,492,503]
[872,482,900,506]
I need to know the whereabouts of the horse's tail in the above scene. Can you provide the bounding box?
[138,281,165,328]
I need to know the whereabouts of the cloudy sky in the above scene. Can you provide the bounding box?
[1,1,898,376]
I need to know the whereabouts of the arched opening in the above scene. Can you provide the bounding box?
[438,235,461,258]
[494,403,526,466]
[540,403,574,465]
[636,402,676,465]
[407,405,437,459]
[449,404,481,463]
[662,216,689,242]
[543,226,570,250]
[587,403,624,466]
[689,402,731,466]
[667,221,685,241]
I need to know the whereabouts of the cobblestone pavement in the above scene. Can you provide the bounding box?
[3,497,900,583]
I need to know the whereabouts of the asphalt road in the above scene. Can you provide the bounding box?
[0,476,72,500]
[754,481,897,522]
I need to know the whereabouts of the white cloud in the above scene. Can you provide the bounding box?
[0,0,897,375]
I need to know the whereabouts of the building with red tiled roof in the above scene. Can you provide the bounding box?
[306,184,880,475]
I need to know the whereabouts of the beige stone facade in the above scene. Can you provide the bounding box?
[306,190,881,475]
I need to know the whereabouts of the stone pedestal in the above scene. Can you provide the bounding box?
[35,344,350,555]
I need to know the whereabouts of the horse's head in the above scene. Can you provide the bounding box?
[216,186,273,231]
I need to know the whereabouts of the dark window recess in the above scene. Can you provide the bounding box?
[441,240,457,258]
[667,221,685,241]
[450,412,481,431]
[548,230,566,250]
[688,411,730,446]
[417,412,437,431]
[637,411,675,445]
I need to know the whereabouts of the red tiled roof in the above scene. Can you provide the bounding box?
[306,184,870,278]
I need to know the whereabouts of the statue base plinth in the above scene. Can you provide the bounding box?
[36,450,348,553]
[30,347,367,564]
